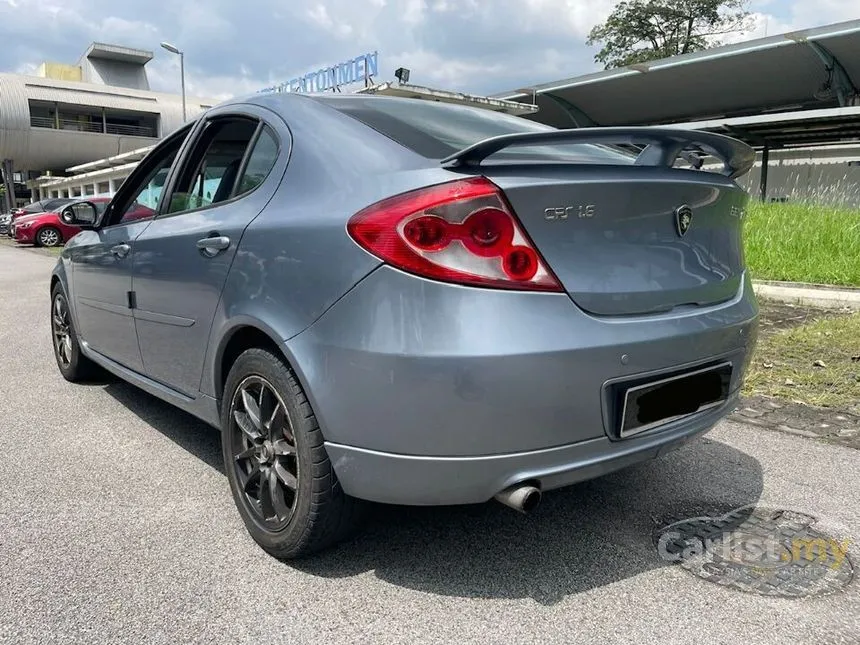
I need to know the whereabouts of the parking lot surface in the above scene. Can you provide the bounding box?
[1,242,858,645]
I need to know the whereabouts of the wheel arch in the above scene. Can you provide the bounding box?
[49,266,82,345]
[211,319,306,407]
[50,264,69,301]
[210,319,333,446]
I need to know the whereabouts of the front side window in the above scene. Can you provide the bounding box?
[115,156,176,224]
[166,117,261,214]
[105,128,190,227]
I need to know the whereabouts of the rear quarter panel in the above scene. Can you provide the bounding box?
[199,94,460,398]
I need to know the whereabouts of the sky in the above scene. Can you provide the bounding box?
[0,0,856,101]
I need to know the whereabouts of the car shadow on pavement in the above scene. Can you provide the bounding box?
[103,381,224,474]
[293,438,764,605]
[100,381,763,605]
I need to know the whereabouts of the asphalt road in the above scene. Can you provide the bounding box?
[1,241,858,645]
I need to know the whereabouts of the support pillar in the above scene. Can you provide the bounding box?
[542,92,596,128]
[759,146,770,203]
[2,159,15,213]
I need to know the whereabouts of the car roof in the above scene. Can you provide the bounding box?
[19,197,110,216]
[240,91,481,113]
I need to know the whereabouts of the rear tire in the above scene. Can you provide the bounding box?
[51,283,102,382]
[37,226,62,247]
[221,348,365,559]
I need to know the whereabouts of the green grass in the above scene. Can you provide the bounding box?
[743,312,860,408]
[744,202,860,287]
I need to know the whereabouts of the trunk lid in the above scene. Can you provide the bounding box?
[486,165,748,316]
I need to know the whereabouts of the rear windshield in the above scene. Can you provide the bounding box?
[43,198,74,211]
[314,95,636,165]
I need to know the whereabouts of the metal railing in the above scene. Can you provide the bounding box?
[105,122,156,137]
[30,116,156,138]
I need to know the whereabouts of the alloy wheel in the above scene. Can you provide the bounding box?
[39,228,60,247]
[52,294,73,368]
[229,375,299,530]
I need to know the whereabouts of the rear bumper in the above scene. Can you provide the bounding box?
[325,391,734,505]
[285,265,758,504]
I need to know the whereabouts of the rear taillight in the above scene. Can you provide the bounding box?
[347,177,562,292]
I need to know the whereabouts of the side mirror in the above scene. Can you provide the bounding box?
[60,202,99,229]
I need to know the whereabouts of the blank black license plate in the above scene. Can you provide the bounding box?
[619,362,732,438]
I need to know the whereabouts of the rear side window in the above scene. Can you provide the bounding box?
[315,96,635,165]
[236,125,279,195]
[167,117,259,214]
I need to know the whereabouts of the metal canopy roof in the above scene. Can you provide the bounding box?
[65,145,154,174]
[494,19,860,131]
[671,106,860,150]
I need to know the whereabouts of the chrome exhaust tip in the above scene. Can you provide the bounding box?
[494,483,542,514]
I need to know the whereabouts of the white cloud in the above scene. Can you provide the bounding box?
[99,16,159,40]
[14,61,38,75]
[0,0,855,103]
[787,0,858,29]
[305,4,354,37]
[720,11,794,43]
[735,0,857,43]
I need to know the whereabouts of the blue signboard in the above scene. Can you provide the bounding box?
[260,52,378,94]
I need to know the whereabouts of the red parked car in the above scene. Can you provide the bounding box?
[13,198,156,247]
[6,198,76,238]
[13,198,111,247]
[9,197,76,223]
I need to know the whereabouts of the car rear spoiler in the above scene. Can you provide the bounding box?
[439,127,756,179]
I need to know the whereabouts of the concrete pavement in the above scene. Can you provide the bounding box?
[0,243,858,645]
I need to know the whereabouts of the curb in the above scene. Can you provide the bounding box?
[752,281,860,311]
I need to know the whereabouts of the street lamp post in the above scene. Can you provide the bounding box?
[160,41,186,122]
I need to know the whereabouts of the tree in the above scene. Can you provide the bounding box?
[587,0,752,69]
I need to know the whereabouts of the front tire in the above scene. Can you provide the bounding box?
[51,284,102,382]
[221,348,364,559]
[37,226,62,247]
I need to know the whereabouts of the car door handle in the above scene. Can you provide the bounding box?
[111,243,131,258]
[196,235,231,257]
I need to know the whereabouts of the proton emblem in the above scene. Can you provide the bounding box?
[675,205,693,237]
